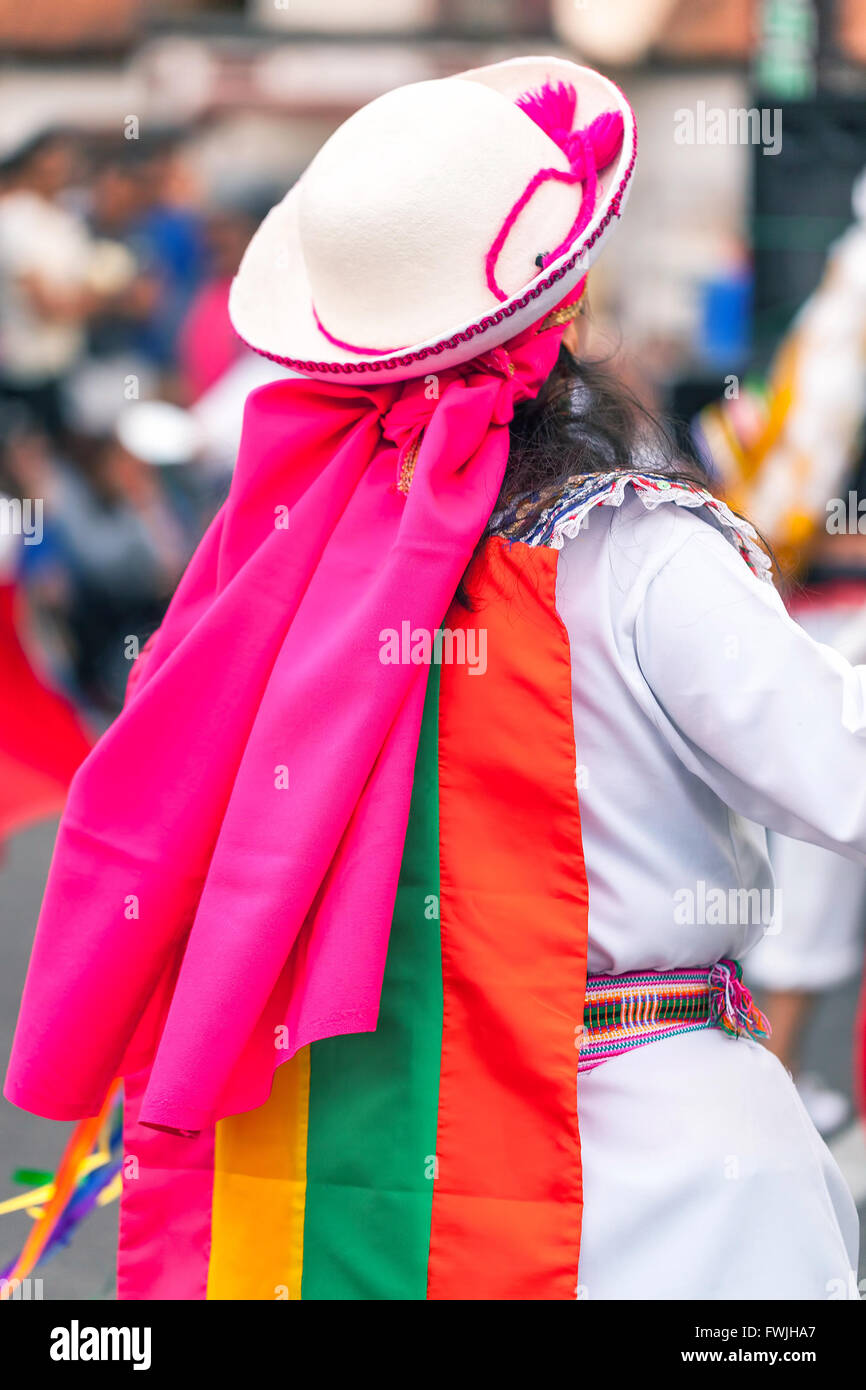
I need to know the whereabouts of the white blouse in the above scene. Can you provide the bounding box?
[551,482,863,1299]
[556,489,866,976]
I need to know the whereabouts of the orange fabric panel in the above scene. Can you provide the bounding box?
[428,536,589,1300]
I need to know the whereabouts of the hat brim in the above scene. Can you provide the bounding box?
[229,55,636,384]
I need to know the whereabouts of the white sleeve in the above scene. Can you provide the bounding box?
[632,517,866,863]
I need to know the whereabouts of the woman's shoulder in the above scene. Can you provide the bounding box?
[492,470,773,585]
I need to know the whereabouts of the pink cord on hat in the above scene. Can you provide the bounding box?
[312,303,403,357]
[485,81,625,303]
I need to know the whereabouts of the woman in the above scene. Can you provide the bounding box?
[3,57,861,1300]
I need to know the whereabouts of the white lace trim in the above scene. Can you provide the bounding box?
[533,473,773,582]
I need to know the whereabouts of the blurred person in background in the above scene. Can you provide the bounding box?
[51,401,196,712]
[57,154,165,459]
[178,197,259,401]
[697,169,866,1135]
[130,139,208,382]
[1,398,194,714]
[83,157,163,381]
[178,193,290,486]
[0,131,97,439]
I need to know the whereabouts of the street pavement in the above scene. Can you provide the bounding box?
[1,817,865,1300]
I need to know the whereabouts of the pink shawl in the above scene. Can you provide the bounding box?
[5,309,572,1135]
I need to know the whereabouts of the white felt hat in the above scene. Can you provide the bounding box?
[229,55,636,384]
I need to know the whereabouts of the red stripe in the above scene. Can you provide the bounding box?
[428,537,588,1299]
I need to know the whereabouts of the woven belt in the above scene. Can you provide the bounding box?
[577,959,770,1074]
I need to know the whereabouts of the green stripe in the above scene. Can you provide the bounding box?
[301,670,443,1299]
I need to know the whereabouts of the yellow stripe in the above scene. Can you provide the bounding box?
[206,1049,311,1300]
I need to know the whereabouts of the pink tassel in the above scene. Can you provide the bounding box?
[486,81,628,301]
[516,80,578,154]
[708,959,772,1040]
[580,111,625,171]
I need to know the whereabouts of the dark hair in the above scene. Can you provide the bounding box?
[494,342,711,541]
[456,342,718,608]
[455,336,774,606]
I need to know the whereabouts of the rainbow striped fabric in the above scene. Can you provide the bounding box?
[116,534,590,1301]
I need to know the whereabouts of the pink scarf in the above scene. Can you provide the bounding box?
[5,308,573,1135]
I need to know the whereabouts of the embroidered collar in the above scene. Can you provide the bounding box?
[491,471,773,581]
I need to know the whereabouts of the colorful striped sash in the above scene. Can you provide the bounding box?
[578,959,770,1073]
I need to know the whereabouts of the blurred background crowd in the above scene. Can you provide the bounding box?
[2,0,866,1296]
